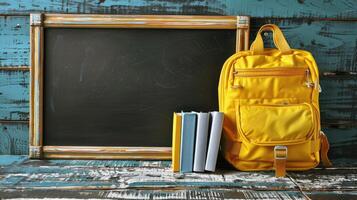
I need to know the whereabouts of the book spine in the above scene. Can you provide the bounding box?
[205,112,224,172]
[193,112,210,172]
[180,113,197,173]
[172,113,182,172]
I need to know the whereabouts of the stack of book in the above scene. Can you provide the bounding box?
[172,111,224,173]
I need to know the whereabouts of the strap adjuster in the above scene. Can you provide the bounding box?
[274,146,287,177]
[274,145,287,160]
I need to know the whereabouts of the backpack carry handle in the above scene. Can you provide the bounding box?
[250,24,291,54]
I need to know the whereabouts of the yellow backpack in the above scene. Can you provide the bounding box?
[218,24,332,177]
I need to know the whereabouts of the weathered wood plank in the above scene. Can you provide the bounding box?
[0,156,357,199]
[251,19,357,72]
[0,16,29,67]
[0,123,28,155]
[2,16,356,71]
[1,156,356,199]
[307,191,357,200]
[289,168,357,191]
[323,128,357,160]
[0,0,356,19]
[0,17,356,125]
[0,70,29,120]
[0,155,27,166]
[320,77,357,128]
[0,189,307,199]
[0,156,297,190]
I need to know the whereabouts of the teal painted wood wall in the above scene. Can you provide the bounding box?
[0,0,356,159]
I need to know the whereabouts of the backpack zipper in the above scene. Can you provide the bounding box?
[233,67,307,77]
[232,67,314,89]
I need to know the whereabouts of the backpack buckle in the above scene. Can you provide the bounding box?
[274,145,287,159]
[274,145,287,177]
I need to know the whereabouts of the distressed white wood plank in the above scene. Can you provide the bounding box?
[289,169,357,191]
[0,157,296,191]
[0,189,307,199]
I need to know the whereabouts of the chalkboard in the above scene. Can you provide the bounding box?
[29,14,250,159]
[43,28,236,147]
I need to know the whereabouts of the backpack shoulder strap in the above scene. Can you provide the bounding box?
[320,131,332,167]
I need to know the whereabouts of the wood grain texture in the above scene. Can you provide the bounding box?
[2,17,357,71]
[0,156,296,190]
[28,15,244,159]
[0,1,356,158]
[251,19,357,72]
[42,146,172,160]
[0,156,356,199]
[324,128,357,159]
[0,70,29,121]
[43,14,249,29]
[320,77,357,128]
[0,16,29,67]
[289,168,357,191]
[0,0,356,19]
[29,16,43,158]
[0,18,356,124]
[0,123,28,155]
[0,19,356,157]
[0,189,308,199]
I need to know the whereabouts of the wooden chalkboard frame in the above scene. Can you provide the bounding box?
[29,13,250,160]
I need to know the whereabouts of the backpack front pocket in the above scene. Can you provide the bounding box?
[235,102,316,146]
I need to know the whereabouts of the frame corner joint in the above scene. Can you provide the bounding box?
[29,145,43,159]
[30,13,44,26]
[236,16,250,29]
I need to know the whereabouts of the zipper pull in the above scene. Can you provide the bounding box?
[318,84,322,93]
[305,69,314,88]
[231,70,243,89]
[231,84,243,89]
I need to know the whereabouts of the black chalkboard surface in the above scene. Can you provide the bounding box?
[43,28,235,147]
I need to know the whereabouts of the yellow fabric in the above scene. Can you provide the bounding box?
[171,113,182,172]
[218,24,331,172]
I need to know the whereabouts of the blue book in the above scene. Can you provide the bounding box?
[180,112,197,173]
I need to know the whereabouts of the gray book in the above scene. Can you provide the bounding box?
[193,112,210,172]
[180,112,197,173]
[205,112,224,172]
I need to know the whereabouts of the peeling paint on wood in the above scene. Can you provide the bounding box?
[0,157,296,191]
[0,0,356,19]
[0,188,308,199]
[0,18,356,124]
[289,168,357,191]
[2,17,357,72]
[0,16,29,67]
[323,128,357,159]
[0,123,28,155]
[0,155,27,166]
[307,191,357,200]
[0,156,355,199]
[0,70,29,120]
[251,19,357,72]
[0,1,356,160]
[320,77,357,128]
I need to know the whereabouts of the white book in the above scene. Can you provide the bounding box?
[193,112,210,172]
[205,111,224,172]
